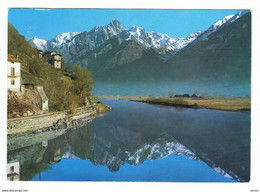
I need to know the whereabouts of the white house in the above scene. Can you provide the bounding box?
[7,54,22,92]
[7,160,20,181]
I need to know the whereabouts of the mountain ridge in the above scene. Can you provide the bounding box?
[29,20,202,59]
[29,11,251,97]
[29,12,245,58]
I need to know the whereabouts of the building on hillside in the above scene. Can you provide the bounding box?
[36,85,49,111]
[7,160,20,181]
[7,54,22,92]
[44,51,62,69]
[37,50,44,58]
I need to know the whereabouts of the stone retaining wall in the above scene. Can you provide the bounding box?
[7,105,97,136]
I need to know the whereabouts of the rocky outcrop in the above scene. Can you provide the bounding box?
[8,85,49,118]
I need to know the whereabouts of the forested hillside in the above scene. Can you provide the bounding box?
[8,23,94,111]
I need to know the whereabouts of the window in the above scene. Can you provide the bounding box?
[10,166,14,173]
[10,176,14,181]
[11,67,15,76]
[11,79,15,85]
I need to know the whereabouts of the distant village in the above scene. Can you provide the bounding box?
[7,50,63,118]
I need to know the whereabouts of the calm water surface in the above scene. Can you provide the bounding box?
[8,99,250,182]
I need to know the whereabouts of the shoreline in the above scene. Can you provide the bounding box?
[7,103,111,151]
[98,96,250,111]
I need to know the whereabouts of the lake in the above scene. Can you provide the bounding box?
[7,99,250,182]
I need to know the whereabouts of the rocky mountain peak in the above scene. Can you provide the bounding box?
[29,12,247,69]
[29,37,48,51]
[107,20,126,34]
[52,32,80,44]
[129,25,145,31]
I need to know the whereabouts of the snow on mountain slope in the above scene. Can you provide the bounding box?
[199,10,249,41]
[200,15,234,41]
[29,20,201,56]
[121,25,150,48]
[29,11,248,62]
[48,32,80,49]
[120,25,201,53]
[210,15,234,31]
[225,10,249,25]
[107,20,126,35]
[29,37,48,51]
[168,32,202,51]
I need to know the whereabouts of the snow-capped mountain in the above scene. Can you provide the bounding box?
[29,37,48,52]
[29,10,250,94]
[199,10,250,41]
[29,11,247,66]
[29,32,80,52]
[29,20,201,59]
[209,15,234,31]
[199,15,234,41]
[120,25,202,53]
[48,32,80,49]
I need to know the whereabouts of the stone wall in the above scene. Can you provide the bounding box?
[7,105,97,137]
[7,111,67,135]
[7,103,112,151]
[8,85,46,118]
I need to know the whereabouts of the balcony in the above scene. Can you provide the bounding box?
[8,72,20,78]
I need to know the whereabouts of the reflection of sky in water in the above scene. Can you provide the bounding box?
[32,155,235,182]
[9,99,250,182]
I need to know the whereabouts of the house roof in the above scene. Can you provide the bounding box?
[8,54,22,62]
[44,51,56,55]
[44,51,61,56]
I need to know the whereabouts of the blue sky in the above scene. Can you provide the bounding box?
[8,9,239,41]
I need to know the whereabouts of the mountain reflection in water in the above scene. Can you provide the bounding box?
[7,99,250,182]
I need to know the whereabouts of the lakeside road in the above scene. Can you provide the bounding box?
[7,103,112,151]
[98,96,250,111]
[7,103,112,136]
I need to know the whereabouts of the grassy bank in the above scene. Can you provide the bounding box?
[99,96,250,111]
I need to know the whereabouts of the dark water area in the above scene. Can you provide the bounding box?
[7,99,250,182]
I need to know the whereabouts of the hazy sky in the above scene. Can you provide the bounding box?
[8,9,239,41]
